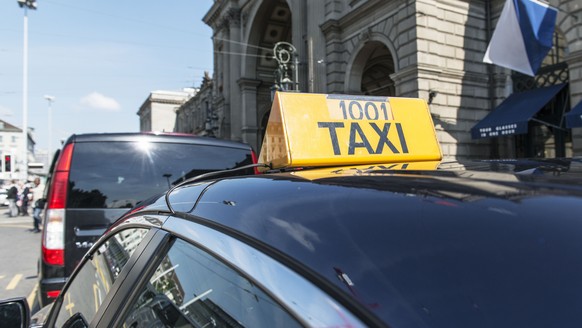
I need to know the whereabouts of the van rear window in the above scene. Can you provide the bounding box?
[67,141,253,209]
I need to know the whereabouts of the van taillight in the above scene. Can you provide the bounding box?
[251,150,259,174]
[42,143,73,267]
[42,209,65,266]
[47,290,61,299]
[43,250,64,267]
[47,172,69,209]
[55,142,74,171]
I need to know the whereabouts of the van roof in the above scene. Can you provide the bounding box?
[63,132,253,150]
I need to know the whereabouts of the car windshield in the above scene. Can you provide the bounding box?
[67,141,253,209]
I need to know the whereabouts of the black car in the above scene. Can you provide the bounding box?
[38,132,257,307]
[4,157,582,328]
[4,92,582,327]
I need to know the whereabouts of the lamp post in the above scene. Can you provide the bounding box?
[205,110,219,137]
[271,41,299,101]
[17,0,36,180]
[44,95,55,160]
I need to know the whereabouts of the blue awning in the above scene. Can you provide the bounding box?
[565,100,582,128]
[471,83,567,139]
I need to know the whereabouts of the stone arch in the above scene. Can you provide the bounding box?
[240,0,292,150]
[243,0,292,80]
[345,33,398,96]
[541,27,568,67]
[508,22,576,158]
[552,2,581,49]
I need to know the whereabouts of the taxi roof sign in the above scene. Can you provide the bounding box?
[258,92,442,171]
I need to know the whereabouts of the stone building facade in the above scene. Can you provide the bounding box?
[175,73,219,136]
[137,88,197,133]
[179,0,582,160]
[0,120,41,180]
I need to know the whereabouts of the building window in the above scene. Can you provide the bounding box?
[543,30,566,67]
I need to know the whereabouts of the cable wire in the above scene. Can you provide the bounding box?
[164,163,271,214]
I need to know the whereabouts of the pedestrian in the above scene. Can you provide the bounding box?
[19,182,30,216]
[31,177,45,233]
[6,180,18,217]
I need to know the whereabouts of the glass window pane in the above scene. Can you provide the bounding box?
[68,141,254,209]
[123,239,301,328]
[55,228,149,327]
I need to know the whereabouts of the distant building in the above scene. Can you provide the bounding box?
[0,119,38,181]
[137,88,197,133]
[200,0,582,159]
[174,72,217,136]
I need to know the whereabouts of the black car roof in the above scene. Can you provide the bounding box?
[133,159,582,326]
[64,132,253,150]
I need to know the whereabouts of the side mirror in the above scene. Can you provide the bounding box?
[62,312,89,328]
[0,297,30,328]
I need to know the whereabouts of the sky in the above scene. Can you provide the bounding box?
[0,0,214,153]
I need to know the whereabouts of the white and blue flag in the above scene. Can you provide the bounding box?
[483,0,557,76]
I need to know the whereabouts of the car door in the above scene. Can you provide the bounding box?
[96,216,367,328]
[101,237,301,327]
[44,216,170,328]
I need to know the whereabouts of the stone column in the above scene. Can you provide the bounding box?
[320,19,344,94]
[227,8,242,142]
[390,66,419,98]
[217,24,232,140]
[238,78,262,151]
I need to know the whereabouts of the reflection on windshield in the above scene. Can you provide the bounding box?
[163,218,367,327]
[68,141,254,209]
[123,239,301,328]
[55,228,149,327]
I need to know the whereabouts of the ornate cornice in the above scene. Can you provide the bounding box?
[220,8,241,29]
[333,0,395,31]
[228,8,241,25]
[321,19,342,39]
[238,78,262,92]
[203,0,224,27]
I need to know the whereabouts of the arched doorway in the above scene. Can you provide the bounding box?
[511,30,570,158]
[246,0,292,149]
[348,41,396,96]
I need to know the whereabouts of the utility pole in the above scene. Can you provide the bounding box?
[44,95,55,161]
[17,0,37,180]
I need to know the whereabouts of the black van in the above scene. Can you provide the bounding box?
[38,132,256,307]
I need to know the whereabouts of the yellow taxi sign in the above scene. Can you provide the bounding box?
[258,92,442,170]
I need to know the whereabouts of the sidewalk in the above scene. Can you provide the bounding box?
[1,211,32,225]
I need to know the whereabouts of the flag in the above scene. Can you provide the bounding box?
[483,0,557,76]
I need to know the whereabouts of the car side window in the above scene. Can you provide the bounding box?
[54,228,150,327]
[122,238,302,328]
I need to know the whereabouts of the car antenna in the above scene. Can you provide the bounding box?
[164,162,271,214]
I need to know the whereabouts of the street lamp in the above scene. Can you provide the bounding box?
[17,0,36,180]
[44,95,55,160]
[271,41,299,101]
[17,0,37,8]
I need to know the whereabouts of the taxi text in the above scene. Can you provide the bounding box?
[319,99,406,156]
[318,122,409,155]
